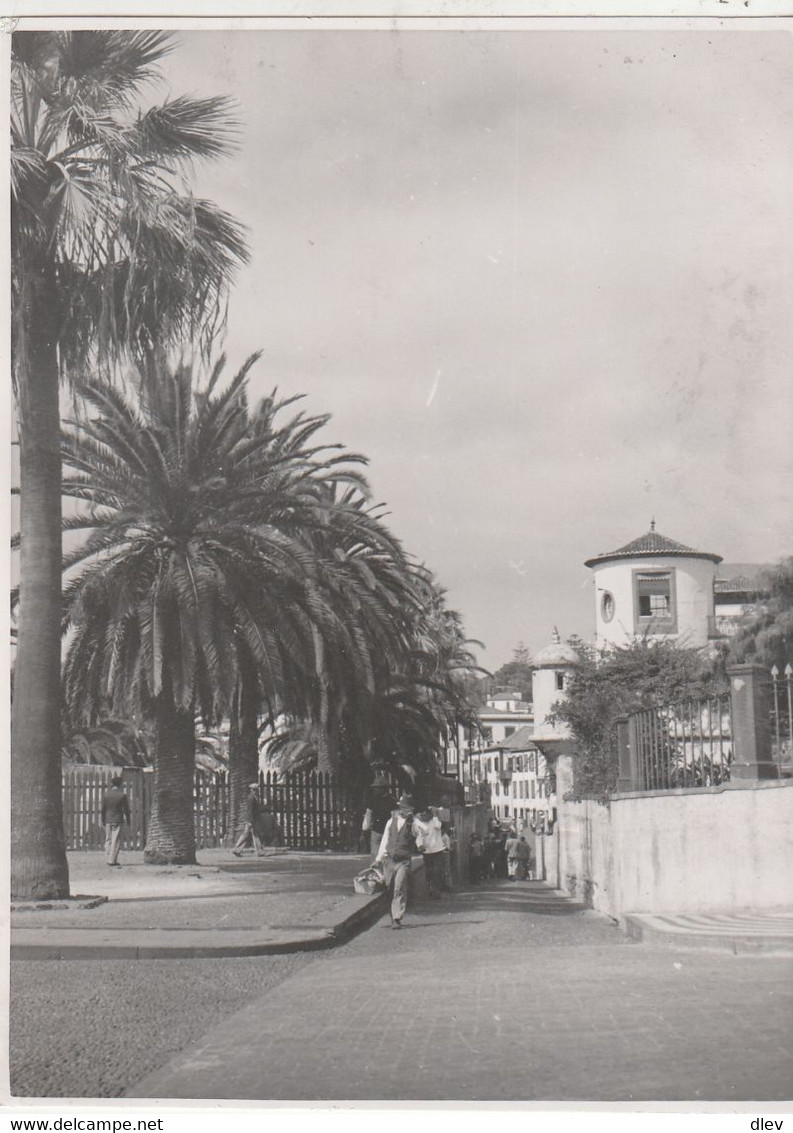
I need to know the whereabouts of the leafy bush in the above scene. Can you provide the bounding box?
[550,637,727,800]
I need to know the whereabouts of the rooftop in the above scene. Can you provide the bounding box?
[501,725,537,751]
[715,563,772,594]
[585,521,722,568]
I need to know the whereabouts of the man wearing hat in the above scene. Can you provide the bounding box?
[374,793,416,928]
[361,768,396,857]
[232,782,264,857]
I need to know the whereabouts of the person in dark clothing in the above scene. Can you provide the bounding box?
[469,833,486,882]
[374,793,416,928]
[253,802,282,848]
[101,776,130,867]
[232,783,264,857]
[361,773,397,857]
[484,831,501,879]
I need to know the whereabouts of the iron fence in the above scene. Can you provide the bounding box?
[629,695,733,791]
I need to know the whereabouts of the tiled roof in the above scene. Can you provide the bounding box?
[715,563,771,594]
[585,527,722,568]
[502,726,536,750]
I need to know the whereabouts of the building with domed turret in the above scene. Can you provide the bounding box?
[585,522,771,652]
[531,628,578,744]
[585,522,724,650]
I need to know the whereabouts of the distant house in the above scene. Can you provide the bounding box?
[712,563,771,639]
[445,688,533,780]
[469,725,555,830]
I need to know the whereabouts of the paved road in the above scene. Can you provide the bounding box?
[128,880,793,1103]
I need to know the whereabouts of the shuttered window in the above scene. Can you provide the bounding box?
[633,570,677,633]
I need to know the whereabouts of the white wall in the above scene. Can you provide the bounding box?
[532,667,571,739]
[556,781,793,917]
[591,555,716,650]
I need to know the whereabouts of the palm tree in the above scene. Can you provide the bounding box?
[270,556,482,794]
[60,358,376,861]
[11,31,247,895]
[299,484,423,776]
[358,571,482,788]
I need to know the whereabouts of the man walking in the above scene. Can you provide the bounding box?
[232,782,264,857]
[374,793,416,929]
[101,776,130,867]
[361,770,396,857]
[505,832,531,880]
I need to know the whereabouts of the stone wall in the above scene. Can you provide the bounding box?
[555,780,793,919]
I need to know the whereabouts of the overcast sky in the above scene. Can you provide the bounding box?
[157,27,793,669]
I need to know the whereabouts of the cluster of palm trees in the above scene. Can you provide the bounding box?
[10,31,480,897]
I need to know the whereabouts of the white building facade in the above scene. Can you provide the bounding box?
[585,524,722,651]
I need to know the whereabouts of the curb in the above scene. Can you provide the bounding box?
[622,912,793,956]
[11,889,390,961]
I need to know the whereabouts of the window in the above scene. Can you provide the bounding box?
[633,570,677,634]
[601,591,615,622]
[555,671,565,691]
[504,726,515,738]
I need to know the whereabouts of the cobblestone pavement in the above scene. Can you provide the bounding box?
[10,952,325,1098]
[128,881,793,1104]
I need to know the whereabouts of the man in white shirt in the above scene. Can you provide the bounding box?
[374,793,416,929]
[412,806,446,899]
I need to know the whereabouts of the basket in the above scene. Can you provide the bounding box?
[353,864,386,895]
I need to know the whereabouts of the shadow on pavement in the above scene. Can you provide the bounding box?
[445,882,585,917]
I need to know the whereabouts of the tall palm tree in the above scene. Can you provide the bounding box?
[270,553,482,793]
[299,484,422,775]
[11,31,247,895]
[60,358,375,861]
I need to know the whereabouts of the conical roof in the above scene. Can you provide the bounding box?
[584,523,721,568]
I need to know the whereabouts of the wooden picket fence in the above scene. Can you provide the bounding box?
[62,766,360,852]
[62,766,154,851]
[258,770,359,851]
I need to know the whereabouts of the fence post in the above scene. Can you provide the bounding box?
[627,713,643,791]
[727,663,778,780]
[615,716,634,792]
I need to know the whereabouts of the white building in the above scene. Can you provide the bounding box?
[531,630,578,743]
[450,688,533,784]
[585,523,722,650]
[468,725,555,830]
[712,563,771,639]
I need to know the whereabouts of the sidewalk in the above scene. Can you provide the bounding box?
[127,879,793,1103]
[623,910,793,955]
[11,849,386,959]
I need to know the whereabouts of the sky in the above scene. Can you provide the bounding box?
[155,25,793,670]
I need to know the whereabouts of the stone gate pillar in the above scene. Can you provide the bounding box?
[727,663,778,780]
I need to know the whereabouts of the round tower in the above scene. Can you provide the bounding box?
[584,522,722,650]
[531,628,578,741]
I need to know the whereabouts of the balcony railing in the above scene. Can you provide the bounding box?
[707,615,741,639]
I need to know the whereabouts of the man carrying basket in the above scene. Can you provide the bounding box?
[373,793,417,929]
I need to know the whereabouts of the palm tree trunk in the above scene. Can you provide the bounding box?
[313,627,339,776]
[144,688,197,864]
[11,263,70,899]
[228,673,259,842]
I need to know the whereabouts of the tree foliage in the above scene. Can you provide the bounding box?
[10,29,247,892]
[728,557,793,671]
[551,637,727,800]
